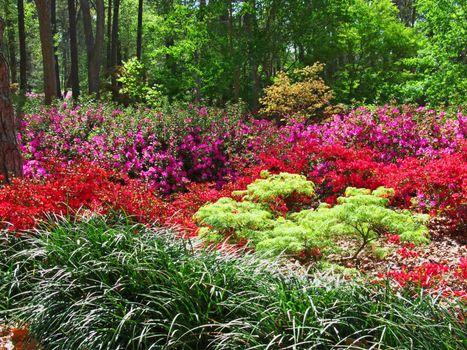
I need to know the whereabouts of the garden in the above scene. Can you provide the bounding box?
[0,0,466,349]
[1,101,466,349]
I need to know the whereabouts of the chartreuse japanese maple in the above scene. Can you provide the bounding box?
[293,187,430,259]
[195,172,318,254]
[194,172,429,259]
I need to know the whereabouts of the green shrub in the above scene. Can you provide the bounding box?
[293,186,430,258]
[0,215,463,349]
[195,173,429,259]
[117,58,167,108]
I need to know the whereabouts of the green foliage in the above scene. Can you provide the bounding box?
[195,197,273,242]
[234,170,315,203]
[117,58,167,108]
[391,0,467,106]
[195,173,429,259]
[293,186,430,258]
[196,172,317,253]
[333,0,420,103]
[0,215,464,349]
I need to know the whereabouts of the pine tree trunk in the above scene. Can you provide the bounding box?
[5,0,17,84]
[136,0,143,59]
[0,17,22,183]
[68,0,79,99]
[81,0,104,96]
[110,0,120,94]
[34,0,57,104]
[17,0,27,92]
[51,0,62,98]
[106,0,112,69]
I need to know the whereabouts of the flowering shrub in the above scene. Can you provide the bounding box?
[0,160,194,233]
[377,259,467,299]
[378,151,467,230]
[257,133,465,230]
[306,106,466,161]
[19,104,264,194]
[18,103,466,234]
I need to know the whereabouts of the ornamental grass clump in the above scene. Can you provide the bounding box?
[0,215,464,349]
[195,173,429,259]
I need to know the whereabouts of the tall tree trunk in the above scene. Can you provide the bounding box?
[0,17,22,183]
[81,0,105,96]
[110,0,120,93]
[51,0,62,98]
[17,0,27,92]
[106,0,112,69]
[4,0,17,84]
[136,0,143,59]
[245,0,259,109]
[68,0,79,99]
[34,0,57,104]
[227,0,239,101]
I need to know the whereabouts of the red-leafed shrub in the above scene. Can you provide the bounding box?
[378,151,467,232]
[259,139,384,202]
[0,160,176,232]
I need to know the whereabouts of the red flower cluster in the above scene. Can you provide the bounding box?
[257,138,466,232]
[378,151,467,226]
[377,259,467,299]
[259,139,383,201]
[0,160,182,233]
[396,247,420,259]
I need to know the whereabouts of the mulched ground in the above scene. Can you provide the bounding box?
[0,326,13,350]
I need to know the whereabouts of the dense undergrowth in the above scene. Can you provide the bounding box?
[0,103,466,348]
[0,216,465,350]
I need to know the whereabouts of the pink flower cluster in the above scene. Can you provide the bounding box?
[20,105,254,193]
[296,106,465,161]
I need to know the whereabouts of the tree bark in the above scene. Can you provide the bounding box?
[245,0,260,109]
[110,0,120,92]
[68,0,79,99]
[51,0,62,98]
[0,17,22,183]
[106,0,112,69]
[17,0,27,92]
[4,0,17,84]
[34,0,57,104]
[80,0,105,96]
[136,0,143,59]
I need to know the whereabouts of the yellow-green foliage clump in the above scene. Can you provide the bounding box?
[293,187,430,258]
[233,171,315,211]
[194,172,429,260]
[259,63,340,123]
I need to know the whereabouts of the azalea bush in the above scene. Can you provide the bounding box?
[17,103,466,232]
[19,103,269,193]
[0,160,195,234]
[258,133,466,230]
[305,105,466,161]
